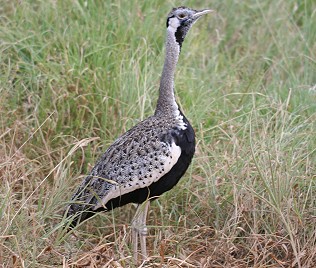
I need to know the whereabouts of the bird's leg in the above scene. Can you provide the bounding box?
[131,201,150,262]
[139,201,150,259]
[132,220,138,261]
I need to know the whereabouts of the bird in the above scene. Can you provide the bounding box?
[65,6,212,261]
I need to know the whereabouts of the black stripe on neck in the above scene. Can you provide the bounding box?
[166,16,184,49]
[175,26,184,49]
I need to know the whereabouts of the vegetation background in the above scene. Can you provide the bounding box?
[0,0,315,267]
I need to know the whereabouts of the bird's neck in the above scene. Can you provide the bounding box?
[155,27,181,116]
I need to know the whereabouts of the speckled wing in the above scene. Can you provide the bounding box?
[67,115,183,218]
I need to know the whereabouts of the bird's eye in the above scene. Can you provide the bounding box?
[178,13,186,19]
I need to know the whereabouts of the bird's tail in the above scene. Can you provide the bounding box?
[64,203,96,229]
[64,184,98,229]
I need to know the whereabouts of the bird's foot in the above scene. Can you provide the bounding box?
[132,222,148,261]
[131,202,150,263]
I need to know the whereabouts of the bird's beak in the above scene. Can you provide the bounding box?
[193,9,214,20]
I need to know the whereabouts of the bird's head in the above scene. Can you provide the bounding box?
[166,6,213,48]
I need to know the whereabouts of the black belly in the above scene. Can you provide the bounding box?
[100,114,195,211]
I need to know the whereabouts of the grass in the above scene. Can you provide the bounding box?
[0,0,315,267]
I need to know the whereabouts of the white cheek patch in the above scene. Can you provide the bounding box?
[167,17,180,33]
[93,142,182,210]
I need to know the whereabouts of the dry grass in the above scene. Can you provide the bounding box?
[1,0,316,267]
